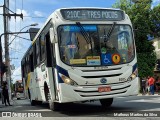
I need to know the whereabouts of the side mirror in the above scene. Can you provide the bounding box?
[49,28,57,43]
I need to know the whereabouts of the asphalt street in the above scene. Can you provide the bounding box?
[0,94,160,118]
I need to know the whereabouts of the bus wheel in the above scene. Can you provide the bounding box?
[49,101,59,111]
[100,98,113,109]
[31,100,36,106]
[37,101,42,105]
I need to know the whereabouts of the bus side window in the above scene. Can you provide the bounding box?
[33,43,37,67]
[45,32,52,67]
[36,39,41,65]
[25,57,28,75]
[40,34,46,61]
[29,52,34,72]
[24,58,27,79]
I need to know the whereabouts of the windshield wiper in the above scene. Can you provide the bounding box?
[104,22,116,42]
[76,22,94,56]
[76,22,90,44]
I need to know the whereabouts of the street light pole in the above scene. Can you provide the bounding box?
[9,23,38,46]
[19,23,38,32]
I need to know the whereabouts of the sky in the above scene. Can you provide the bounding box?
[0,0,160,83]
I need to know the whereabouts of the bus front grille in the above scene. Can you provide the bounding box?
[80,91,127,97]
[81,73,122,78]
[73,85,130,97]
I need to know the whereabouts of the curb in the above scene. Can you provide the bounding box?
[138,93,159,96]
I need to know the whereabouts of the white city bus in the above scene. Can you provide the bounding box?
[21,7,138,110]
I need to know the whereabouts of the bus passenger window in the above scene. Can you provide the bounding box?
[40,35,46,61]
[45,32,52,67]
[36,39,40,65]
[29,53,34,72]
[33,44,37,66]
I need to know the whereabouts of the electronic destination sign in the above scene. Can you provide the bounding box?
[60,9,125,21]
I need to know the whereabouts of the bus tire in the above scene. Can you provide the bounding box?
[31,100,36,106]
[100,98,113,109]
[49,101,59,111]
[37,101,42,105]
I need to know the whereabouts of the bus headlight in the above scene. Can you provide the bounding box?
[60,74,78,86]
[127,73,136,81]
[127,68,138,81]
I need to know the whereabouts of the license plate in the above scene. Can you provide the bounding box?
[98,86,111,92]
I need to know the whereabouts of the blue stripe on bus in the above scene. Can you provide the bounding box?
[56,65,69,83]
[132,63,137,73]
[58,74,64,83]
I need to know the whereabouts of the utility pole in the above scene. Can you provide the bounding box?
[3,0,11,100]
[1,0,25,101]
[3,0,23,100]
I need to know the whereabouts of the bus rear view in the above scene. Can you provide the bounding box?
[14,80,24,100]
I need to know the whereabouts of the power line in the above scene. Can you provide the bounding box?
[11,34,31,41]
[22,0,23,11]
[23,16,46,18]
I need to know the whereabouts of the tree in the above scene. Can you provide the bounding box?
[113,0,157,78]
[150,4,160,38]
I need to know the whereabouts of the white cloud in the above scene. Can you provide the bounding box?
[34,11,43,17]
[12,66,22,83]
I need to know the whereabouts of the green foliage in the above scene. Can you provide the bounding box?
[137,52,156,78]
[150,4,160,37]
[112,0,132,13]
[112,0,157,78]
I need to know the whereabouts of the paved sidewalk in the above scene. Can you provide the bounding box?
[0,97,29,111]
[0,98,15,108]
[138,92,160,96]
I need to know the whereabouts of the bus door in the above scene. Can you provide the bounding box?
[44,29,57,101]
[28,52,34,99]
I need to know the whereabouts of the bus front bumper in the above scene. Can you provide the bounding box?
[58,77,139,103]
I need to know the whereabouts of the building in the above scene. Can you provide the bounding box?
[151,37,160,76]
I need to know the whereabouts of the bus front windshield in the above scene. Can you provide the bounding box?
[58,24,135,66]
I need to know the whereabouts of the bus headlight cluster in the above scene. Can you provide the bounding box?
[127,68,138,81]
[60,74,78,86]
